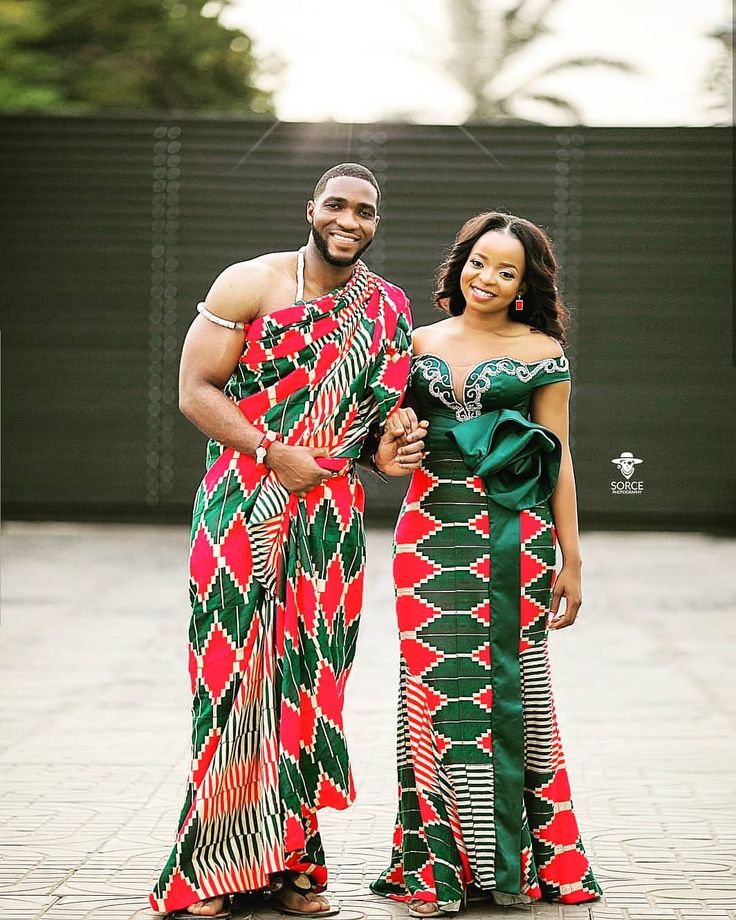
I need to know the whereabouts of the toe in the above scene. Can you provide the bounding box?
[308,893,330,911]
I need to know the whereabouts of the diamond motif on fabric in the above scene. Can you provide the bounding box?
[192,727,221,786]
[473,686,494,712]
[201,621,237,703]
[325,478,354,532]
[344,571,364,628]
[219,513,253,595]
[520,510,547,543]
[520,594,547,629]
[539,848,590,886]
[164,870,200,909]
[467,475,486,495]
[315,660,344,730]
[467,510,490,537]
[520,549,547,588]
[299,688,317,751]
[189,522,218,601]
[321,554,345,631]
[401,637,443,676]
[203,452,233,497]
[535,809,580,846]
[397,595,442,632]
[433,733,452,757]
[405,467,440,504]
[395,508,442,546]
[240,339,268,368]
[477,729,493,753]
[471,642,491,668]
[304,487,326,524]
[417,791,442,825]
[468,598,491,624]
[393,550,439,589]
[537,768,572,804]
[234,452,264,493]
[294,571,318,637]
[315,771,350,809]
[469,554,490,581]
[423,685,448,716]
[279,699,301,761]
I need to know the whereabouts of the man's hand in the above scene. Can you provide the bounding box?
[375,408,429,477]
[266,443,333,498]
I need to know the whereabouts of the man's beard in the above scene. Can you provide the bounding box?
[310,223,374,267]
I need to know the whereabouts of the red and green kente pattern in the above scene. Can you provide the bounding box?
[371,353,603,907]
[149,261,411,914]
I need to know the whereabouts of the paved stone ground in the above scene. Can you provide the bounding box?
[1,523,735,920]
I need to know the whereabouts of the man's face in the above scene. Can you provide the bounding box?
[307,176,380,267]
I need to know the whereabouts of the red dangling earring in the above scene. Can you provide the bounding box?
[515,292,524,311]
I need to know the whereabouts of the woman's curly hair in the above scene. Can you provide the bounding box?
[434,211,569,343]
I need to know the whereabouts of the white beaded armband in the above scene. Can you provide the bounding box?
[196,302,246,331]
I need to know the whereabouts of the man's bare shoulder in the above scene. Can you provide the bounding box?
[204,251,296,323]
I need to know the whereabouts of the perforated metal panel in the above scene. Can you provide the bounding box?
[1,116,732,530]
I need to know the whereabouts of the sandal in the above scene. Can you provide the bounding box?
[166,895,231,919]
[262,872,340,918]
[408,899,442,918]
[407,897,461,918]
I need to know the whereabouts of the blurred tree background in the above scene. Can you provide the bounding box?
[446,0,636,123]
[0,0,273,113]
[705,18,733,123]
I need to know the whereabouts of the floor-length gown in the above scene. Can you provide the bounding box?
[371,351,602,907]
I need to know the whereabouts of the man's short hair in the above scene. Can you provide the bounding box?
[313,163,381,209]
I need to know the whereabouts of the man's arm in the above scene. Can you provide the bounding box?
[179,261,268,454]
[179,261,331,495]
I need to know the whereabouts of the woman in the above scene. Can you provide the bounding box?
[371,212,603,913]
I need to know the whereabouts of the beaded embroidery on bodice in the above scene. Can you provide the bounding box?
[412,352,570,422]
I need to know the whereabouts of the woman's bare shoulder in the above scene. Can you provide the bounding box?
[525,330,565,361]
[412,319,454,354]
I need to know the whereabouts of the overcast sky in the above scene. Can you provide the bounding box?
[217,0,731,124]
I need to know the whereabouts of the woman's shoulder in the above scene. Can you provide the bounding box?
[525,329,565,362]
[412,322,564,362]
[412,319,453,353]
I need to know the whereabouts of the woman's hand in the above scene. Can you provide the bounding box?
[375,408,429,477]
[266,443,333,497]
[548,563,582,630]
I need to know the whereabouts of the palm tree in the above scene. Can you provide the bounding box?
[445,0,636,123]
[704,20,733,124]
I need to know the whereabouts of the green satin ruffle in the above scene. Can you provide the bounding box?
[447,409,561,511]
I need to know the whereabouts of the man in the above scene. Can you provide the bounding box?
[149,164,426,919]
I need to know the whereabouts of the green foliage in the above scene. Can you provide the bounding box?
[0,0,273,114]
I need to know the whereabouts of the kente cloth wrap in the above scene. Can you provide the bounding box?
[149,261,411,914]
[371,353,602,908]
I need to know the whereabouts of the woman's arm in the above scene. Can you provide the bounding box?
[530,379,582,629]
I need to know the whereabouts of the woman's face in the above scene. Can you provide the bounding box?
[459,229,526,313]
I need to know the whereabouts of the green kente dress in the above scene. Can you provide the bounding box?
[371,352,602,907]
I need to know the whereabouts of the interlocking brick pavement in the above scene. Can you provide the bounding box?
[1,523,735,920]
